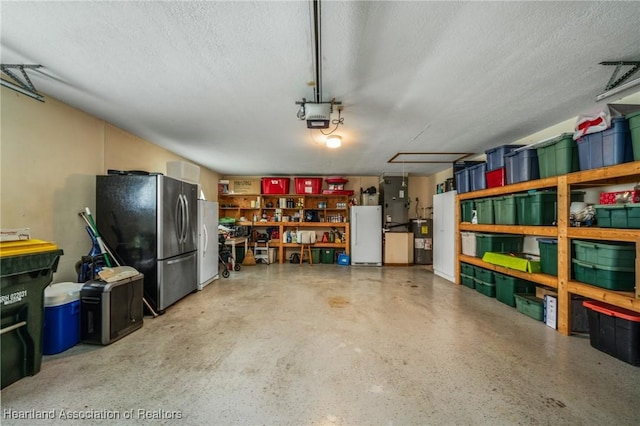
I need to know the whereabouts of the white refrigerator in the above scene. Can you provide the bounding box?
[433,191,456,282]
[197,200,219,290]
[350,205,382,266]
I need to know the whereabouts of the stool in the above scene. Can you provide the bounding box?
[299,243,313,265]
[254,241,269,264]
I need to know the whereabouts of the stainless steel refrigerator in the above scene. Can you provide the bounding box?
[350,205,383,266]
[197,199,218,290]
[96,174,198,313]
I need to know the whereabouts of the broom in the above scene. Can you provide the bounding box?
[242,248,256,266]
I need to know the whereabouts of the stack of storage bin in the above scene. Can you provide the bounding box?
[460,263,475,289]
[453,161,485,194]
[571,240,635,291]
[494,273,535,307]
[593,203,640,229]
[474,267,495,297]
[577,116,633,170]
[484,145,523,188]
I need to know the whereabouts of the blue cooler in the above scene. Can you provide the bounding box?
[43,282,83,355]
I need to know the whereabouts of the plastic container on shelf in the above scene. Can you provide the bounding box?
[494,273,536,307]
[455,168,471,194]
[572,240,635,268]
[460,232,477,256]
[485,167,506,188]
[517,190,585,226]
[460,200,475,222]
[474,267,495,284]
[514,294,544,321]
[571,259,635,291]
[536,133,579,178]
[261,177,290,194]
[475,198,495,224]
[577,117,633,170]
[629,111,640,161]
[485,145,524,171]
[583,300,640,366]
[460,263,475,277]
[594,204,640,229]
[599,190,640,205]
[504,148,540,185]
[475,233,523,259]
[294,178,323,194]
[460,273,475,289]
[474,277,496,297]
[493,195,517,225]
[536,238,558,276]
[468,163,487,191]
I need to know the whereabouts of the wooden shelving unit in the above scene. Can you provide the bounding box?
[455,161,640,336]
[219,193,351,263]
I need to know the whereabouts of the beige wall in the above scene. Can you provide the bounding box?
[1,87,219,282]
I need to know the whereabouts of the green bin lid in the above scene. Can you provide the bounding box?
[626,111,640,119]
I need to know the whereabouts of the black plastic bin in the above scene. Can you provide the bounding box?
[583,300,640,366]
[1,241,63,389]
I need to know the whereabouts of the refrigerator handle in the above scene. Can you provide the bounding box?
[180,194,187,244]
[175,195,183,244]
[354,211,358,245]
[203,223,208,255]
[184,193,190,244]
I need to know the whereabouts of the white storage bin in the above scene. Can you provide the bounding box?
[461,231,476,256]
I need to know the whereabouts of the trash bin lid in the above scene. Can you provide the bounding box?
[0,239,59,258]
[44,282,83,307]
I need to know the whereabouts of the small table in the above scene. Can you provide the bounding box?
[224,236,248,269]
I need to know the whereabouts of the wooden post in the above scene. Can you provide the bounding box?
[557,175,570,336]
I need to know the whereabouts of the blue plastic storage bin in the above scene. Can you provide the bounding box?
[577,117,633,171]
[469,163,487,192]
[504,148,540,185]
[43,282,83,355]
[454,168,471,194]
[485,145,525,171]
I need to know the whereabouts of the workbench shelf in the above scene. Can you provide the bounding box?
[455,160,640,336]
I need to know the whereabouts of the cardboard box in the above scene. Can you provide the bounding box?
[228,179,261,194]
[544,295,557,329]
[1,228,31,241]
[536,286,558,299]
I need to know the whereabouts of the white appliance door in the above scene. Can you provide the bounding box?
[350,206,382,265]
[198,200,219,289]
[433,191,456,282]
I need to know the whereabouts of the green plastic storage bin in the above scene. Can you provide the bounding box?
[494,273,536,307]
[475,233,523,259]
[474,267,495,284]
[536,133,580,178]
[311,248,322,264]
[321,249,335,264]
[629,111,640,161]
[460,273,475,289]
[514,294,544,321]
[537,238,558,276]
[460,263,475,277]
[594,204,640,229]
[235,246,246,264]
[474,278,496,297]
[475,198,495,225]
[460,200,475,223]
[572,259,635,291]
[493,195,517,225]
[572,240,635,268]
[518,191,585,226]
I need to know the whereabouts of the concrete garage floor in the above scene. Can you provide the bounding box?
[2,264,640,425]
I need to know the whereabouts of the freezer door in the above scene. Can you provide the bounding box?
[158,176,184,259]
[198,200,219,289]
[156,251,197,311]
[350,206,382,265]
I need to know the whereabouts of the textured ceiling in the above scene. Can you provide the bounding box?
[2,1,639,176]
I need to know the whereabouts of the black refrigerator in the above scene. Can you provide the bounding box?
[96,174,198,313]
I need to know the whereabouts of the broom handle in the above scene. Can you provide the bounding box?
[81,209,113,267]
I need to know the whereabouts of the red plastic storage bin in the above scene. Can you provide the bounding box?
[294,177,323,194]
[485,167,506,188]
[261,177,290,194]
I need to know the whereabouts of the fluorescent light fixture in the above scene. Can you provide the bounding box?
[596,76,640,102]
[0,78,44,102]
[326,134,342,148]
